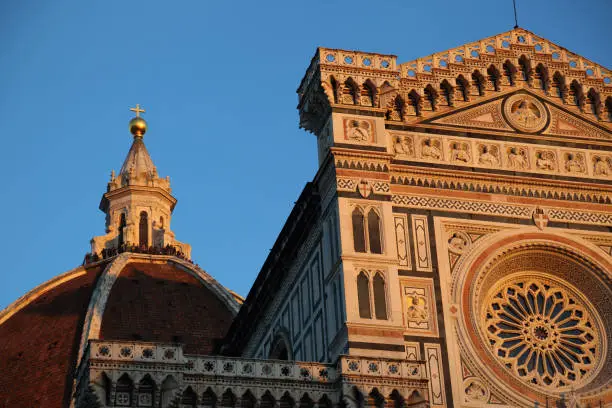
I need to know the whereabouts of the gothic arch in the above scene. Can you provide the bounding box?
[471,70,486,96]
[269,328,293,360]
[456,75,470,101]
[440,79,454,106]
[503,60,517,86]
[487,64,501,91]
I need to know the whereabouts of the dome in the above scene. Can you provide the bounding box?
[0,254,239,407]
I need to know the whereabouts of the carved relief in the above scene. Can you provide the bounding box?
[463,379,489,403]
[448,232,470,254]
[477,144,500,166]
[534,149,557,171]
[400,278,437,336]
[392,134,415,157]
[592,155,611,176]
[503,94,548,133]
[420,137,443,160]
[357,179,372,198]
[506,146,529,169]
[450,141,471,164]
[344,118,374,143]
[563,152,586,174]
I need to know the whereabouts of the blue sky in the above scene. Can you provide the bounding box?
[0,0,610,308]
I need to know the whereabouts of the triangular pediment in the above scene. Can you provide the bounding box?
[423,89,611,141]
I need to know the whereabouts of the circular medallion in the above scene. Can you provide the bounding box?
[503,94,548,133]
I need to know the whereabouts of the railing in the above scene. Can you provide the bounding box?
[87,340,427,383]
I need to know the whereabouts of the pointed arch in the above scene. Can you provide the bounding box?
[570,80,585,110]
[329,76,339,103]
[518,55,532,84]
[280,392,295,408]
[361,79,377,107]
[487,64,501,91]
[373,272,387,320]
[182,387,198,407]
[352,207,366,253]
[424,84,439,111]
[369,388,385,408]
[606,96,612,122]
[202,388,217,408]
[440,79,454,106]
[138,375,155,407]
[389,390,404,408]
[269,330,292,360]
[221,389,237,408]
[408,90,422,116]
[586,88,602,118]
[241,391,257,408]
[115,373,134,406]
[357,271,372,318]
[101,372,112,406]
[386,94,405,121]
[118,212,126,247]
[552,71,567,100]
[318,395,332,408]
[367,209,382,254]
[534,63,550,93]
[299,394,314,408]
[139,211,149,248]
[456,75,470,101]
[161,376,180,408]
[406,391,425,404]
[260,391,276,408]
[341,77,359,105]
[503,60,517,86]
[471,70,486,96]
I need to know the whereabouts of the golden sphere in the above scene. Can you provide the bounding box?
[129,117,147,137]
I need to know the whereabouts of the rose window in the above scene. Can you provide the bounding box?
[485,279,598,388]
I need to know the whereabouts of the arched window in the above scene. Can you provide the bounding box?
[202,388,217,408]
[535,64,549,93]
[115,374,133,406]
[260,392,275,408]
[241,391,257,408]
[456,75,470,101]
[408,90,421,116]
[329,76,339,103]
[503,60,517,86]
[102,373,112,406]
[357,272,372,318]
[373,273,387,319]
[606,97,612,122]
[487,65,501,91]
[369,389,385,408]
[269,331,292,360]
[299,394,314,408]
[280,393,295,408]
[138,375,155,407]
[367,209,382,254]
[342,78,359,105]
[159,216,164,229]
[472,70,486,96]
[361,80,376,107]
[518,55,532,83]
[390,390,404,408]
[386,95,405,121]
[118,213,126,247]
[182,387,198,408]
[552,72,567,100]
[587,88,601,118]
[221,390,237,408]
[424,84,438,111]
[352,208,366,252]
[570,80,585,110]
[139,211,148,248]
[440,80,454,106]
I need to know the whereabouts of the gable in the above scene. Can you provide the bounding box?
[423,89,611,142]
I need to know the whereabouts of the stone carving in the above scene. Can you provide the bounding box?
[450,142,471,163]
[593,156,611,176]
[535,150,556,171]
[357,179,372,198]
[532,207,549,230]
[478,144,500,166]
[406,293,429,322]
[421,138,442,160]
[507,147,528,169]
[393,135,414,156]
[503,94,547,133]
[564,152,585,173]
[344,119,372,142]
[448,232,469,253]
[464,380,488,403]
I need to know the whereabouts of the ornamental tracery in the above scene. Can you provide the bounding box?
[483,276,601,390]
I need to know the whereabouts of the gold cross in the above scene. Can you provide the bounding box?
[129,104,146,117]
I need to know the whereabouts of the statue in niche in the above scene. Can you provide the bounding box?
[406,294,428,322]
[511,98,541,128]
[451,142,471,163]
[507,147,528,169]
[346,119,370,142]
[479,145,499,166]
[536,151,556,171]
[594,157,610,176]
[565,153,584,173]
[421,139,442,160]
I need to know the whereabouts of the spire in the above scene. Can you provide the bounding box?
[90,105,191,259]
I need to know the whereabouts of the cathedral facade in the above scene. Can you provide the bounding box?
[0,28,610,408]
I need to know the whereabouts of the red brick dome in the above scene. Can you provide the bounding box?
[0,255,238,408]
